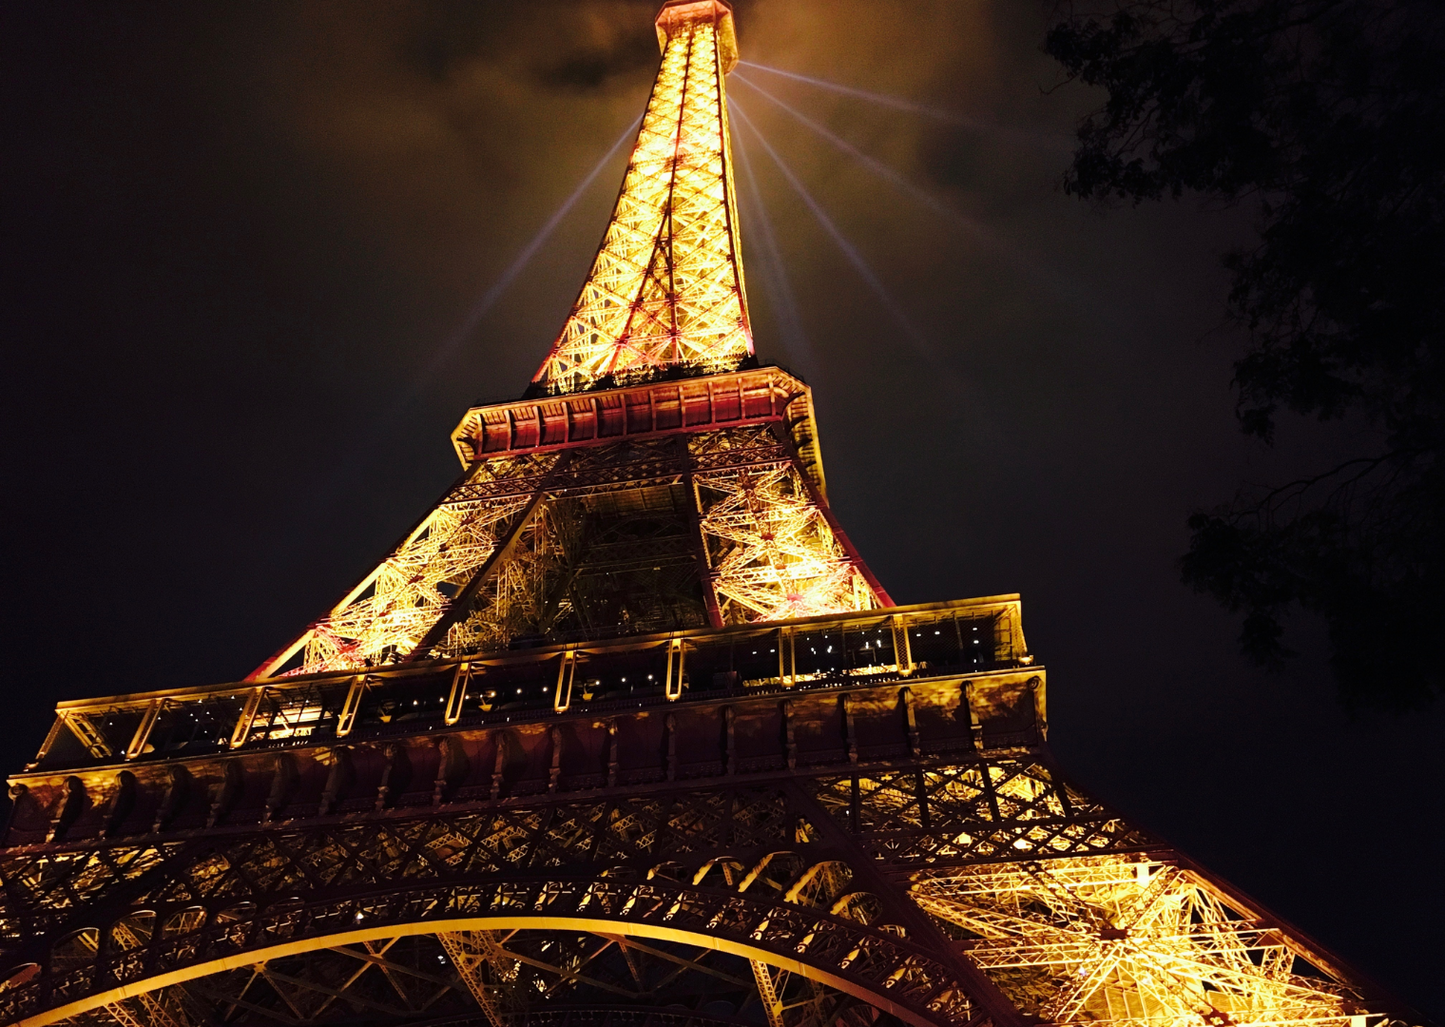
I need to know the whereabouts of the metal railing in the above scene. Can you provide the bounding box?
[29,596,1028,771]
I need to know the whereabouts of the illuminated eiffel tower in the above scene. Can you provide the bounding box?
[0,4,1419,1027]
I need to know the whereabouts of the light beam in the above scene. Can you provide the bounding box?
[734,72,989,240]
[739,60,981,127]
[738,60,1072,152]
[308,115,642,506]
[733,75,1116,328]
[405,114,644,405]
[729,100,940,364]
[732,111,819,384]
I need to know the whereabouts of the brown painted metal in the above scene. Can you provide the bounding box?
[0,1,1420,1025]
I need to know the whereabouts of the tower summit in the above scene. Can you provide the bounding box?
[535,0,752,395]
[243,0,884,682]
[0,6,1420,1027]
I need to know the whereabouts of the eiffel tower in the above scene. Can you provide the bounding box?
[0,4,1420,1027]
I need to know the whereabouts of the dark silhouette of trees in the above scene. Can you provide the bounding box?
[1047,0,1445,708]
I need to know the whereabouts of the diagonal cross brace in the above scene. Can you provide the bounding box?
[405,450,576,662]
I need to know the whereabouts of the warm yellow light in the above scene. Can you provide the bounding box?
[531,3,752,395]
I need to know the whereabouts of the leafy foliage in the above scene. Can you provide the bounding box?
[1047,0,1445,707]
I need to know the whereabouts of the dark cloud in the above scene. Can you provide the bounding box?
[2,0,1439,1019]
[397,2,509,82]
[535,20,659,89]
[537,40,655,90]
[918,125,999,192]
[389,0,661,92]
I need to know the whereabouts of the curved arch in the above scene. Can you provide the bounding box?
[830,890,886,925]
[784,858,854,905]
[46,928,98,970]
[23,915,941,1027]
[5,868,978,1027]
[159,905,206,939]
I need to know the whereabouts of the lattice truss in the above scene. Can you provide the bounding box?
[55,929,889,1027]
[258,453,563,678]
[532,7,752,395]
[5,786,976,1027]
[434,497,591,658]
[435,484,713,656]
[808,759,1152,865]
[694,439,875,623]
[0,772,1405,1027]
[912,856,1372,1027]
[299,493,530,671]
[261,429,874,675]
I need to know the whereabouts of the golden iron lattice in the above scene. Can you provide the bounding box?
[253,367,883,680]
[0,3,1420,1027]
[532,0,752,396]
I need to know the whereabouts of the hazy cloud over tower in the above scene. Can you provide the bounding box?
[3,0,1441,1018]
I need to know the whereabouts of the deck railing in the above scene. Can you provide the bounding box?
[28,596,1028,771]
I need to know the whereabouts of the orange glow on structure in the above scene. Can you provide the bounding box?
[532,0,753,395]
[0,6,1416,1027]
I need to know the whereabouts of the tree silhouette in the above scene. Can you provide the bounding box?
[1047,0,1445,708]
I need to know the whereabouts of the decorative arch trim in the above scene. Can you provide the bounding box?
[20,916,948,1027]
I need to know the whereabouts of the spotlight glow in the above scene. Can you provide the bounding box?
[310,115,642,502]
[739,60,981,127]
[409,114,644,400]
[734,73,988,239]
[731,110,818,382]
[739,60,1073,152]
[733,76,1109,326]
[729,100,939,362]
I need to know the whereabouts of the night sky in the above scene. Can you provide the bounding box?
[3,1,1441,1019]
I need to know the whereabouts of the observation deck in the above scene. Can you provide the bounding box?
[9,597,1043,850]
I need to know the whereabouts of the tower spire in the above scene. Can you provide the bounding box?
[1,6,1421,1027]
[532,0,752,396]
